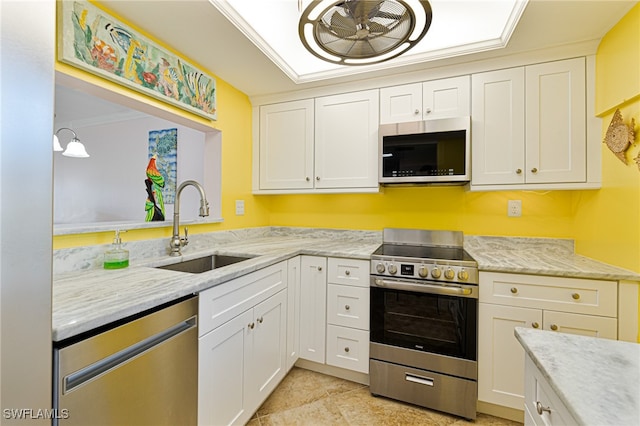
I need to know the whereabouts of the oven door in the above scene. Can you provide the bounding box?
[370,277,477,361]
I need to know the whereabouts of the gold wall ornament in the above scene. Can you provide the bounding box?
[603,109,635,164]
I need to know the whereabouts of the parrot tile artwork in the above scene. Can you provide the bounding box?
[146,128,177,222]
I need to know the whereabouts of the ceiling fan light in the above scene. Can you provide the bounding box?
[299,0,433,66]
[62,138,90,158]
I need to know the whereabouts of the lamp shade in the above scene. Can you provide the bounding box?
[62,138,90,158]
[53,134,64,151]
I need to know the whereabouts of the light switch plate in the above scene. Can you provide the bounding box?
[235,200,245,216]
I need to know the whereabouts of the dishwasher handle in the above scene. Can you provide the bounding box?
[64,316,196,393]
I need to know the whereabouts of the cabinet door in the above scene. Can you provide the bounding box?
[422,75,470,119]
[198,309,253,426]
[525,58,586,184]
[471,68,525,185]
[249,290,288,409]
[299,256,327,363]
[259,100,314,190]
[314,90,379,189]
[543,311,617,339]
[286,256,301,370]
[478,302,542,410]
[379,83,422,124]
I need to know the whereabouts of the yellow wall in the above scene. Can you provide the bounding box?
[573,3,640,274]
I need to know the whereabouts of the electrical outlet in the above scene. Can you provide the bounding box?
[508,200,522,217]
[235,200,245,216]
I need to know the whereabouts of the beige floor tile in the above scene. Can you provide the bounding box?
[333,386,459,426]
[259,397,346,426]
[254,367,523,426]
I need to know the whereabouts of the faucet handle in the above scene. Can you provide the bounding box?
[183,227,189,246]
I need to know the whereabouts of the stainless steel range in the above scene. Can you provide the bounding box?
[369,228,479,420]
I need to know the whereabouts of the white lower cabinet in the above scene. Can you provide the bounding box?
[298,256,327,364]
[198,262,288,426]
[478,272,618,412]
[298,256,370,374]
[524,354,578,425]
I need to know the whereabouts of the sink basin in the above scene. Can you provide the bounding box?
[156,254,253,274]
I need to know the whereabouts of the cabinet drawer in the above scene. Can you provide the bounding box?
[327,284,369,330]
[199,262,287,336]
[326,324,369,373]
[479,272,616,317]
[543,311,617,339]
[327,258,369,287]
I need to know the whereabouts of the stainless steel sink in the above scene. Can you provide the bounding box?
[156,254,253,274]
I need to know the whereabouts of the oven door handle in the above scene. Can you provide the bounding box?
[371,277,478,298]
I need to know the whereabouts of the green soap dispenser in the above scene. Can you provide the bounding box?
[104,230,129,269]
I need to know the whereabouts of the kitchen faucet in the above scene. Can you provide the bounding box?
[169,180,209,256]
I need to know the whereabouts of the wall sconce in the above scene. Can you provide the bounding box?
[53,128,90,158]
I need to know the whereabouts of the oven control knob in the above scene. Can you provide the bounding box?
[388,264,398,275]
[431,267,441,279]
[458,269,469,281]
[418,266,429,278]
[444,268,455,280]
[376,263,386,274]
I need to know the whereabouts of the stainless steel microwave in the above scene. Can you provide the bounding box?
[379,116,471,185]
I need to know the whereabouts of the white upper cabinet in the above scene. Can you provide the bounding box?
[255,90,379,193]
[471,57,597,190]
[471,67,526,185]
[380,75,470,124]
[314,90,379,190]
[525,59,586,184]
[258,99,314,190]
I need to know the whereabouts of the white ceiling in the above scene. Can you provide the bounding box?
[57,0,637,119]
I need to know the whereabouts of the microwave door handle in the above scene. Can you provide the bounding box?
[372,278,477,298]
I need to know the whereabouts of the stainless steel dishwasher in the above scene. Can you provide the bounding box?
[53,296,198,426]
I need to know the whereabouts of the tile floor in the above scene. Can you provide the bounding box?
[248,367,523,425]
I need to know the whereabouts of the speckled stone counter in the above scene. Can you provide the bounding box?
[465,235,640,281]
[53,228,639,342]
[53,227,381,342]
[515,327,640,425]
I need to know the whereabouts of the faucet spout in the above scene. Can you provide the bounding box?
[169,180,210,256]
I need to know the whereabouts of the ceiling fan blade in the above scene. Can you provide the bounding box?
[330,11,358,36]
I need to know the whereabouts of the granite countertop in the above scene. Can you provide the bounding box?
[515,327,640,425]
[53,228,640,342]
[53,227,381,342]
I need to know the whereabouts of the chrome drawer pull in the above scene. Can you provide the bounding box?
[344,347,350,353]
[550,324,558,331]
[345,305,350,311]
[572,292,580,300]
[532,322,540,329]
[345,270,351,276]
[510,287,518,294]
[405,373,434,387]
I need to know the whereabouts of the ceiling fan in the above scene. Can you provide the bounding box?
[298,0,433,66]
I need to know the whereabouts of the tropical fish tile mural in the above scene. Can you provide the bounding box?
[58,1,217,120]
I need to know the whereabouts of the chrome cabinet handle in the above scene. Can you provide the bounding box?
[257,317,264,324]
[531,167,538,173]
[306,177,310,181]
[572,292,580,300]
[532,322,540,329]
[345,270,350,276]
[345,305,350,311]
[536,401,551,415]
[550,324,558,331]
[516,168,522,174]
[425,108,432,114]
[414,109,420,115]
[316,176,320,181]
[248,322,255,329]
[317,266,323,272]
[344,347,350,353]
[510,287,518,294]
